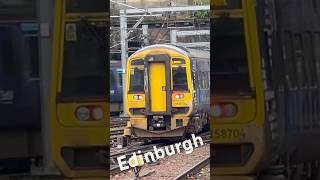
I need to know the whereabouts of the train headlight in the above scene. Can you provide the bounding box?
[211,104,222,117]
[75,106,90,121]
[211,103,237,118]
[133,95,143,100]
[224,103,237,117]
[174,93,184,99]
[92,107,104,120]
[75,106,104,121]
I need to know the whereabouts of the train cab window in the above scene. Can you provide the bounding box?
[173,66,188,91]
[129,59,144,93]
[212,17,250,93]
[61,21,107,98]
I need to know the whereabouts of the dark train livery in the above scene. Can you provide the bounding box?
[110,61,123,116]
[0,24,40,172]
[0,25,40,129]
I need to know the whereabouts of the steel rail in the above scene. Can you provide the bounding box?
[174,155,210,180]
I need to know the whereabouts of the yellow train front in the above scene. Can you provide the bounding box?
[50,0,108,178]
[124,44,210,140]
[212,0,320,179]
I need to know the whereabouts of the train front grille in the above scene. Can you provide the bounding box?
[172,107,189,115]
[129,108,145,115]
[61,146,107,169]
[212,143,253,166]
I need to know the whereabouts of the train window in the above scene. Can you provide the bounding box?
[207,70,210,88]
[202,72,206,89]
[0,37,14,77]
[25,36,39,78]
[262,31,273,89]
[110,71,116,88]
[314,33,320,82]
[284,31,297,88]
[312,0,319,13]
[211,17,250,93]
[61,21,107,98]
[200,72,204,89]
[304,32,317,86]
[118,71,123,87]
[199,71,209,89]
[172,66,188,91]
[294,34,307,88]
[129,67,144,93]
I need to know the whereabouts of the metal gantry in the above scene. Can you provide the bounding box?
[120,4,128,114]
[35,0,59,175]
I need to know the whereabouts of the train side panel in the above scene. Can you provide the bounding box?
[275,0,320,163]
[0,26,40,129]
[212,0,320,178]
[191,58,210,116]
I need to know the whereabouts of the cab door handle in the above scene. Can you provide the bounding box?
[162,86,166,91]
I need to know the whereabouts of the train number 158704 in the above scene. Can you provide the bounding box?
[213,128,246,139]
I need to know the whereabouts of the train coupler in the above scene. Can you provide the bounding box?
[117,135,130,148]
[123,120,132,136]
[124,127,131,136]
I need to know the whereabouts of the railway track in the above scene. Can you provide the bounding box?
[110,117,128,127]
[174,156,210,180]
[110,117,128,142]
[110,131,210,175]
[110,141,171,175]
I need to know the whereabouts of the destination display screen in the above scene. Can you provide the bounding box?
[212,0,242,10]
[66,0,108,13]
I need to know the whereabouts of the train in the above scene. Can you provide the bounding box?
[212,0,320,179]
[0,24,41,173]
[110,61,123,116]
[0,25,40,128]
[123,44,210,141]
[49,0,108,177]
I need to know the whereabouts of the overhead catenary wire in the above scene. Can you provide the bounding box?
[110,0,149,14]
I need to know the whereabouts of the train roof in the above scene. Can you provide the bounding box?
[130,43,210,60]
[176,43,210,60]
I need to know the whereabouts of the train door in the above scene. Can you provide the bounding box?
[0,26,26,127]
[145,54,171,115]
[149,62,167,112]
